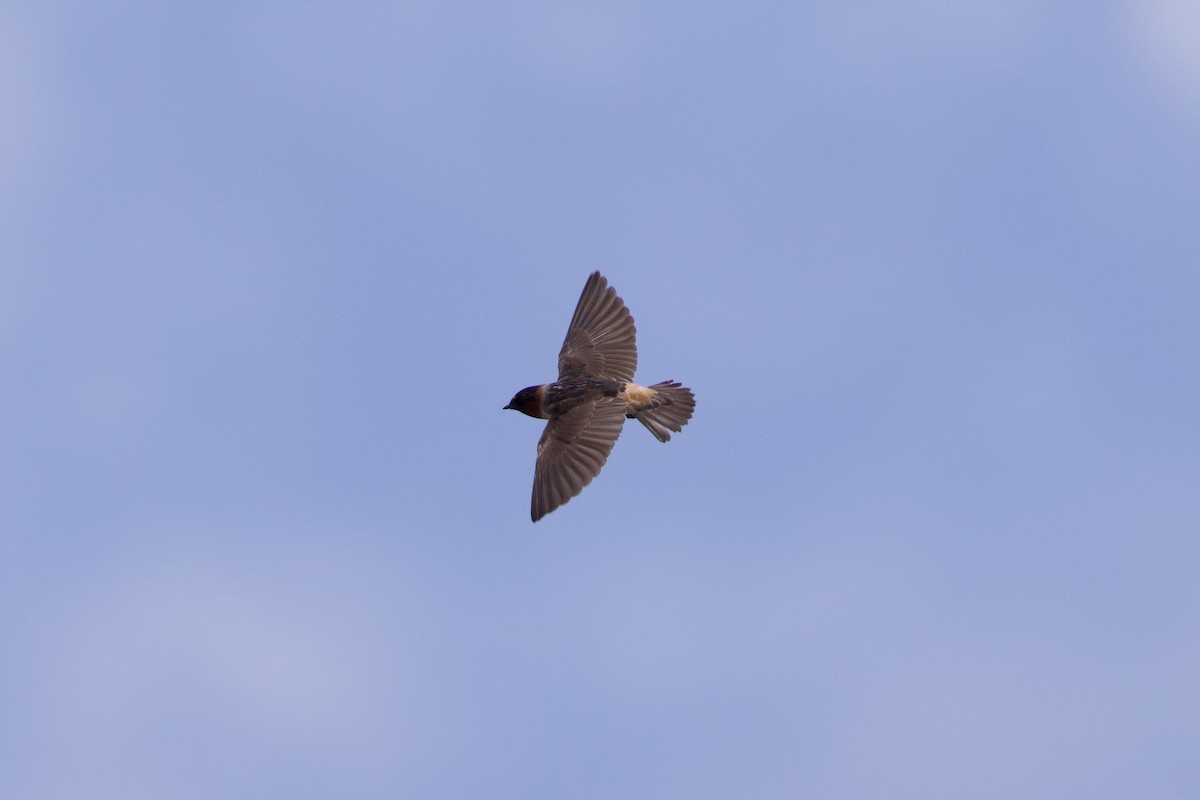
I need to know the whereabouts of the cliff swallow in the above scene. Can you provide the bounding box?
[505,271,695,521]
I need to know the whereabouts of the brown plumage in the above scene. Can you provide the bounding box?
[504,272,696,521]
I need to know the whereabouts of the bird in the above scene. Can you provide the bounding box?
[504,271,695,522]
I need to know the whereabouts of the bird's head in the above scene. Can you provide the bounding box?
[504,385,546,419]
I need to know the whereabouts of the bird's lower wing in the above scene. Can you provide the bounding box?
[532,397,626,521]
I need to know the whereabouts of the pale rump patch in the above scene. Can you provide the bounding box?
[619,383,657,410]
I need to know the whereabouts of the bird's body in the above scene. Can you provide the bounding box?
[505,271,695,521]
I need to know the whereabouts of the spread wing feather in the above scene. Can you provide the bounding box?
[531,397,626,521]
[557,272,637,382]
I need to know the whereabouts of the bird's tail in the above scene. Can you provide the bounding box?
[627,380,695,443]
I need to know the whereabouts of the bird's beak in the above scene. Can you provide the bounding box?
[503,402,513,410]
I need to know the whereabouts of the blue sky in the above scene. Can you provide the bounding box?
[3,2,1199,797]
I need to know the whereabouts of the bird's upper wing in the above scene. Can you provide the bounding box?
[557,271,637,382]
[532,396,626,521]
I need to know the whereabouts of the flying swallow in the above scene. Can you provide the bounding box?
[505,271,695,521]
